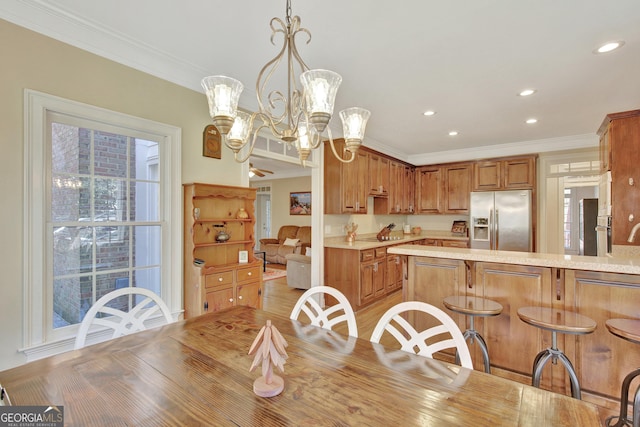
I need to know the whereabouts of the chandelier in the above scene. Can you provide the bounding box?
[201,0,370,165]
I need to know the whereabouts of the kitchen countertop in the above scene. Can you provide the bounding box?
[324,230,468,250]
[387,245,640,275]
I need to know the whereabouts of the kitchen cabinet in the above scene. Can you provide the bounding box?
[183,183,262,318]
[563,269,640,401]
[598,110,640,245]
[325,245,401,311]
[385,253,403,293]
[368,152,389,197]
[404,256,468,358]
[473,262,555,382]
[473,155,536,191]
[324,139,368,214]
[422,238,469,248]
[374,159,415,215]
[443,163,472,213]
[415,163,471,214]
[415,166,442,213]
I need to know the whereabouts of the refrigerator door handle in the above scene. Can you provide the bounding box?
[490,208,495,250]
[495,209,499,250]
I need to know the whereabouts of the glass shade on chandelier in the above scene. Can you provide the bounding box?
[200,0,370,165]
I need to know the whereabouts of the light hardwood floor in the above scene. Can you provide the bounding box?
[261,275,614,424]
[261,275,401,344]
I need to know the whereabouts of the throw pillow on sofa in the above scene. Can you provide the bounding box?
[283,238,300,247]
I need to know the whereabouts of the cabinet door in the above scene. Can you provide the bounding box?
[373,260,386,298]
[473,161,502,191]
[355,151,369,213]
[342,152,359,212]
[443,163,471,214]
[359,262,376,306]
[564,270,640,401]
[474,262,553,378]
[237,281,262,309]
[403,165,415,214]
[503,157,535,189]
[599,124,611,173]
[386,254,403,292]
[416,166,442,213]
[406,256,468,359]
[204,287,234,313]
[610,115,640,245]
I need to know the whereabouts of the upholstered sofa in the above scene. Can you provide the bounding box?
[259,225,311,265]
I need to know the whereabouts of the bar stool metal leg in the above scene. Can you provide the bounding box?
[531,331,583,399]
[454,315,492,373]
[606,368,640,427]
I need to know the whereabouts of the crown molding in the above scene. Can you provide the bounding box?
[407,133,598,166]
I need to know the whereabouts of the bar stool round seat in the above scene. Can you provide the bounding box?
[517,307,596,399]
[605,319,640,427]
[443,295,503,373]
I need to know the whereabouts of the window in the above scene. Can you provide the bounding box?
[23,90,182,359]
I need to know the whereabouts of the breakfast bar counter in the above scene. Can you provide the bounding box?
[387,244,640,413]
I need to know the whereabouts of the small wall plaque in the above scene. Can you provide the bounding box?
[203,124,222,159]
[238,250,248,263]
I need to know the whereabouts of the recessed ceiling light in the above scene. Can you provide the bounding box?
[518,89,536,97]
[526,118,538,124]
[423,110,436,116]
[594,41,625,54]
[448,131,458,136]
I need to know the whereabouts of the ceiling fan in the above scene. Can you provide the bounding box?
[249,163,274,178]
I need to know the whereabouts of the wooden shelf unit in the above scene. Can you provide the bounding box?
[183,183,262,318]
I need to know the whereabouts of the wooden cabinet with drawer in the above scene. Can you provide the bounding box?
[183,183,262,318]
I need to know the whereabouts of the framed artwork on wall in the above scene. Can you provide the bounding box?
[203,124,221,159]
[290,192,311,215]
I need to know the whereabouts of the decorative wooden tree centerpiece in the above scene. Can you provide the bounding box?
[248,320,288,397]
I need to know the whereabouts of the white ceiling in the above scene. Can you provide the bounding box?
[3,0,640,175]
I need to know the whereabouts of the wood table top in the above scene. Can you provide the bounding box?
[0,306,601,426]
[606,318,640,344]
[517,307,597,335]
[443,295,504,316]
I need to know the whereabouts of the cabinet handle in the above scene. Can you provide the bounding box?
[247,272,252,276]
[218,277,223,282]
[204,301,208,311]
[229,298,234,303]
[238,295,243,300]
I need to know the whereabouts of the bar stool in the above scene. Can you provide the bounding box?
[517,307,596,399]
[443,295,503,373]
[604,318,640,427]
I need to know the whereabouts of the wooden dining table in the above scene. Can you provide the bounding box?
[0,306,601,426]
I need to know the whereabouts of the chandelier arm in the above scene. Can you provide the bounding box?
[327,131,356,164]
[256,17,289,120]
[232,121,270,164]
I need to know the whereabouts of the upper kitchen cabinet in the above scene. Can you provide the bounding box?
[324,139,369,214]
[598,109,640,245]
[415,162,472,214]
[473,155,536,191]
[368,152,389,197]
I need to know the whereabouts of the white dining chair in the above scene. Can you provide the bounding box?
[370,301,473,369]
[290,286,358,338]
[74,287,174,350]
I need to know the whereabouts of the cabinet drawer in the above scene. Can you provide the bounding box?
[205,271,233,288]
[441,240,468,248]
[375,247,387,258]
[237,266,261,283]
[361,249,375,262]
[423,239,440,246]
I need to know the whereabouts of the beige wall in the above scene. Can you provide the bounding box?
[0,19,242,370]
[264,176,312,236]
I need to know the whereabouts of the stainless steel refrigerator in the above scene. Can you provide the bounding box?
[469,190,532,251]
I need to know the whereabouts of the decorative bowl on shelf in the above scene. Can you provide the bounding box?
[215,229,231,242]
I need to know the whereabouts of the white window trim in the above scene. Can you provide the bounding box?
[22,89,183,360]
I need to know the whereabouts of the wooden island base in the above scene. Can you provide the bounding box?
[386,245,640,415]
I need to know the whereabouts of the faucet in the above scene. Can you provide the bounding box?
[627,222,640,242]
